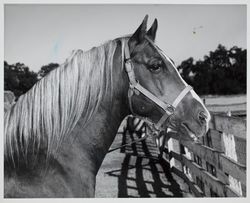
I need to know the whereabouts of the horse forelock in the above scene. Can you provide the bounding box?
[4,40,119,168]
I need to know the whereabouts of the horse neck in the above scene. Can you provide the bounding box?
[56,41,129,176]
[4,42,130,198]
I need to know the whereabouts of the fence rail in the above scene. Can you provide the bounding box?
[164,114,246,197]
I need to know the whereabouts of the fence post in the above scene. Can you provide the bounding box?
[167,137,190,192]
[168,137,183,171]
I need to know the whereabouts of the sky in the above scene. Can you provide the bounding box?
[4,4,246,72]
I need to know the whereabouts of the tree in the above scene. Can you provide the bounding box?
[38,63,59,78]
[177,45,246,95]
[177,57,195,85]
[4,61,38,98]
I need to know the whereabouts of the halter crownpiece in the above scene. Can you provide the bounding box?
[124,36,193,131]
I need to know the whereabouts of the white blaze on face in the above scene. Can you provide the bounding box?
[190,90,211,116]
[164,52,211,118]
[162,53,188,85]
[157,45,211,135]
[190,89,211,131]
[151,41,189,89]
[164,53,211,133]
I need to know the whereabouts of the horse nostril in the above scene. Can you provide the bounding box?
[198,111,207,124]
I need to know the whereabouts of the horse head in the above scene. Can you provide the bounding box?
[125,15,211,142]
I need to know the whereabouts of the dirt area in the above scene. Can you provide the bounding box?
[95,130,193,197]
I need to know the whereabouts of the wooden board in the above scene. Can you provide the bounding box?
[210,114,246,139]
[167,133,246,185]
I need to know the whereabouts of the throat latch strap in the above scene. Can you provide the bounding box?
[125,58,137,87]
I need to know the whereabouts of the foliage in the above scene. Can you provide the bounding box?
[38,63,59,78]
[177,45,246,95]
[4,61,38,98]
[4,62,60,98]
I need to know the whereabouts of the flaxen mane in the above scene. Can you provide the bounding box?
[4,39,123,167]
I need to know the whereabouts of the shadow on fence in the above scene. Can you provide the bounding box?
[105,131,184,197]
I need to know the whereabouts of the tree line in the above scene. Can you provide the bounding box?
[4,44,246,98]
[4,62,59,98]
[177,44,246,95]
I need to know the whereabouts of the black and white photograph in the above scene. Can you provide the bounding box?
[2,2,247,199]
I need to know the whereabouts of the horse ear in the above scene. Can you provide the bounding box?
[146,18,158,41]
[128,15,148,52]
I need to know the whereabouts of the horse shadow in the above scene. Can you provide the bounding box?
[105,130,183,197]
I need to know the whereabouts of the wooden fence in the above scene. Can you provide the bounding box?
[164,114,246,197]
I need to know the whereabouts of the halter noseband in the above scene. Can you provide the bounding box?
[124,36,192,131]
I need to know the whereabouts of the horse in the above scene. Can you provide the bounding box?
[4,15,211,198]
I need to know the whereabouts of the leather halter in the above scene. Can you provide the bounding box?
[108,37,192,154]
[124,35,193,131]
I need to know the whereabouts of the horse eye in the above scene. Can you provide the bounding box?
[150,64,162,73]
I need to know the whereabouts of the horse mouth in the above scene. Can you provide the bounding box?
[180,123,199,142]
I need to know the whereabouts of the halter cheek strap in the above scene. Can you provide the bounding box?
[124,37,192,131]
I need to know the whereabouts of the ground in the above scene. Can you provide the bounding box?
[95,128,193,198]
